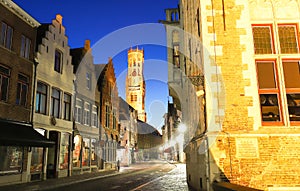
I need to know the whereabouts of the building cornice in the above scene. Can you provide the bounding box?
[1,0,40,27]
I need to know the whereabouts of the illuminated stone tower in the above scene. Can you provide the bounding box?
[126,47,146,122]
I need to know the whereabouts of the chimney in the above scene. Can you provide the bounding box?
[84,40,91,50]
[56,14,63,24]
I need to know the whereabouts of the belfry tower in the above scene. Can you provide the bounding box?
[126,47,146,122]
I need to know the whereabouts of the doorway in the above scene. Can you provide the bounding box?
[47,131,59,178]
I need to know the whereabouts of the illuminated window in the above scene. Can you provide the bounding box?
[59,133,70,170]
[283,60,300,122]
[256,61,282,123]
[278,25,299,54]
[0,146,23,174]
[82,138,90,167]
[252,26,273,54]
[91,139,97,166]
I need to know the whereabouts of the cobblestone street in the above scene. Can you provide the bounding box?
[132,164,193,191]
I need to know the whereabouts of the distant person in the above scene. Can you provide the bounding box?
[117,159,120,171]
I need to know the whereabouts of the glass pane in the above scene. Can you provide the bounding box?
[54,100,59,117]
[91,139,97,166]
[257,62,277,89]
[59,133,69,170]
[37,82,47,93]
[287,94,300,121]
[31,147,43,173]
[25,38,31,58]
[5,26,13,49]
[1,76,8,101]
[260,94,281,122]
[54,50,61,72]
[278,25,299,54]
[21,84,27,106]
[16,83,21,105]
[52,88,60,98]
[252,26,273,54]
[20,35,25,57]
[283,61,300,88]
[73,135,81,168]
[0,65,10,75]
[82,138,90,167]
[0,23,7,46]
[40,94,46,114]
[0,146,23,174]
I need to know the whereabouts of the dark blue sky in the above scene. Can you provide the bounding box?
[13,0,178,130]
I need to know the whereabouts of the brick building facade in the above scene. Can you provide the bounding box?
[164,0,300,190]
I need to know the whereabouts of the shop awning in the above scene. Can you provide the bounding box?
[0,119,55,147]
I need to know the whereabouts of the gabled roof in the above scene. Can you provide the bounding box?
[36,24,50,51]
[137,120,161,136]
[119,97,135,121]
[70,47,88,73]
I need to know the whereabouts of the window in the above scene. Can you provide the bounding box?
[51,88,60,118]
[252,25,274,54]
[131,94,137,102]
[63,93,71,121]
[84,102,90,125]
[283,60,300,122]
[35,82,47,114]
[256,61,282,123]
[0,146,23,174]
[20,35,31,59]
[59,133,70,170]
[75,99,82,123]
[91,139,97,166]
[54,50,62,73]
[0,22,13,50]
[173,44,180,68]
[31,129,45,173]
[105,104,110,128]
[86,73,91,90]
[72,135,82,168]
[82,138,90,167]
[91,105,98,127]
[16,74,29,106]
[278,25,299,54]
[112,109,116,129]
[0,65,10,101]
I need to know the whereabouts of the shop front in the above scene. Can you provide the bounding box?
[0,119,54,185]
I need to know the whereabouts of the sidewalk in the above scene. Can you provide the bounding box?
[0,168,124,191]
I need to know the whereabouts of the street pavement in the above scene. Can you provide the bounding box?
[0,160,193,191]
[131,163,193,191]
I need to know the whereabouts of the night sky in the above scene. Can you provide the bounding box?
[12,0,179,131]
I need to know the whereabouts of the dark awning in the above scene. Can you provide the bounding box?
[0,119,55,147]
